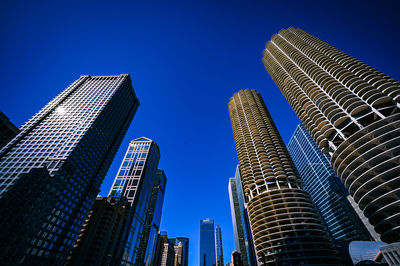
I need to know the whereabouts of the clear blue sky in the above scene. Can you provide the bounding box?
[1,1,399,265]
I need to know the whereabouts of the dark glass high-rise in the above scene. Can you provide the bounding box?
[0,74,139,264]
[200,218,216,266]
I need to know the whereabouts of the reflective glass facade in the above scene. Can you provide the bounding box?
[200,218,216,266]
[215,225,224,266]
[287,123,372,241]
[137,169,167,265]
[109,137,161,265]
[228,166,256,266]
[0,74,139,264]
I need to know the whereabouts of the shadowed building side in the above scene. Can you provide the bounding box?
[0,111,20,149]
[0,74,139,264]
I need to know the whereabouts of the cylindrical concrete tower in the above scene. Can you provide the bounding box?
[263,27,400,243]
[228,89,340,265]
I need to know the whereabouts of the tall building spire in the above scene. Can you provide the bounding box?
[228,89,340,265]
[263,27,400,243]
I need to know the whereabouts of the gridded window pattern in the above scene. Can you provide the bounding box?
[263,27,400,243]
[228,89,340,265]
[108,137,161,265]
[110,139,152,202]
[0,74,139,264]
[287,123,372,241]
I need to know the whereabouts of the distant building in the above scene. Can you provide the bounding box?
[225,251,244,266]
[228,166,256,266]
[173,242,183,266]
[215,225,224,266]
[287,123,373,241]
[200,218,216,266]
[231,251,243,266]
[0,74,139,264]
[168,237,189,266]
[157,232,175,266]
[0,111,19,148]
[66,196,129,265]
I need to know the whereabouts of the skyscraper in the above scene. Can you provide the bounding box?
[108,137,162,265]
[263,27,400,243]
[228,166,255,266]
[156,232,175,266]
[200,218,216,266]
[173,242,183,266]
[137,169,167,265]
[287,123,373,241]
[215,225,224,266]
[0,74,139,264]
[229,89,340,265]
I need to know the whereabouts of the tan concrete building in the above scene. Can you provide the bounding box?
[66,196,129,265]
[263,27,400,243]
[228,89,340,265]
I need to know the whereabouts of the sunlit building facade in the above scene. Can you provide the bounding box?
[263,27,400,242]
[0,74,139,264]
[108,137,161,265]
[200,218,216,266]
[229,89,340,265]
[287,123,372,241]
[168,237,189,266]
[228,166,256,266]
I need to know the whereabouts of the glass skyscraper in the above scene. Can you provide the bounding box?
[136,169,167,265]
[228,166,255,266]
[0,74,139,264]
[287,123,372,241]
[108,137,161,265]
[200,218,216,266]
[215,225,224,266]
